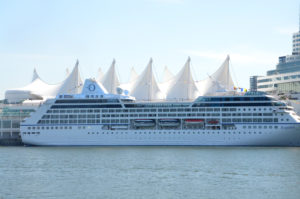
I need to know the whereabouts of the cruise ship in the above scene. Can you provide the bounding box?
[20,79,300,146]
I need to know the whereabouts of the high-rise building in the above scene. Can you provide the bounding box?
[256,15,300,94]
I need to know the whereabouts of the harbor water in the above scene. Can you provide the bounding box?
[0,146,300,199]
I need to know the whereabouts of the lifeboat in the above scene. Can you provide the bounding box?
[158,119,180,127]
[207,120,219,124]
[185,119,204,124]
[134,119,155,127]
[111,125,128,130]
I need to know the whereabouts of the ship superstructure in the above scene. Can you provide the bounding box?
[20,79,300,146]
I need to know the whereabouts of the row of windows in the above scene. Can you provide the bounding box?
[46,107,277,114]
[258,74,300,83]
[42,112,277,119]
[293,43,300,47]
[258,78,272,83]
[51,104,122,109]
[23,131,266,135]
[293,47,300,52]
[27,126,73,130]
[192,103,282,107]
[196,96,272,102]
[292,34,300,38]
[124,104,189,108]
[55,99,120,104]
[258,85,272,89]
[223,118,278,123]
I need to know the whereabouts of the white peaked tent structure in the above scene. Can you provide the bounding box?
[97,68,103,82]
[32,68,39,82]
[166,57,200,100]
[56,61,83,95]
[162,66,174,83]
[159,66,174,94]
[118,67,139,92]
[101,59,120,94]
[5,61,83,103]
[197,56,234,96]
[130,58,165,101]
[129,67,138,83]
[210,55,234,91]
[65,68,70,77]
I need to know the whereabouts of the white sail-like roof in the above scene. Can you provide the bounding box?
[197,56,234,95]
[162,66,174,83]
[118,67,138,92]
[56,61,83,95]
[210,55,234,91]
[130,58,165,101]
[98,68,103,82]
[101,59,120,94]
[32,68,40,82]
[129,67,138,83]
[65,68,70,77]
[5,61,83,103]
[166,57,200,100]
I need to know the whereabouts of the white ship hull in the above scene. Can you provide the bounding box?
[21,124,300,146]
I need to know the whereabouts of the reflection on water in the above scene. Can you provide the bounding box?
[0,146,300,199]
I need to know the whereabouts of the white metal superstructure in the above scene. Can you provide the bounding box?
[20,79,300,146]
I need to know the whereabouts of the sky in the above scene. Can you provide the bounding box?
[0,0,299,99]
